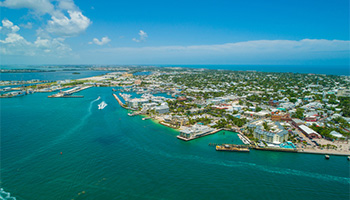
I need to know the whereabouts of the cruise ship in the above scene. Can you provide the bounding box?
[98,101,107,110]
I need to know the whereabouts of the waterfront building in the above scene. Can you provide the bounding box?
[248,121,289,144]
[126,98,149,108]
[179,124,215,139]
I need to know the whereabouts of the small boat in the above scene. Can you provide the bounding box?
[347,156,350,161]
[325,155,330,160]
[97,96,100,100]
[98,101,107,110]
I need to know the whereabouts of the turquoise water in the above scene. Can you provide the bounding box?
[1,87,349,200]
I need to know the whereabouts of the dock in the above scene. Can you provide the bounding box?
[48,86,92,98]
[253,146,298,153]
[177,129,222,141]
[216,144,250,152]
[48,95,84,98]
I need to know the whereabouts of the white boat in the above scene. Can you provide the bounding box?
[97,96,101,100]
[98,101,108,110]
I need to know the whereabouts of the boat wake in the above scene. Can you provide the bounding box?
[123,137,350,185]
[0,188,16,200]
[3,97,99,170]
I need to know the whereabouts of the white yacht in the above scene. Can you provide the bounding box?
[98,101,108,110]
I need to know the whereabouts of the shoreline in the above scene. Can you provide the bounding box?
[297,149,350,156]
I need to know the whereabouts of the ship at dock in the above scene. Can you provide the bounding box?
[216,144,250,152]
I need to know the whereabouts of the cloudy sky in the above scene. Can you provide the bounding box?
[1,0,349,65]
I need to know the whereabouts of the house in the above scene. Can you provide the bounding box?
[269,99,279,106]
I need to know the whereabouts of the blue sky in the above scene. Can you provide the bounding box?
[0,0,349,65]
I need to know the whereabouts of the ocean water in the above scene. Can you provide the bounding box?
[0,70,110,81]
[1,87,349,200]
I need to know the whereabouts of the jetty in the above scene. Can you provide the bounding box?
[113,93,127,108]
[49,95,84,98]
[48,86,92,98]
[216,144,250,152]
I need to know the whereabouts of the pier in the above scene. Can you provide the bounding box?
[216,144,250,152]
[48,86,92,98]
[48,95,84,98]
[177,128,222,141]
[112,93,128,109]
[237,133,252,144]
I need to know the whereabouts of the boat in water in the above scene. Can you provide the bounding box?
[98,101,107,110]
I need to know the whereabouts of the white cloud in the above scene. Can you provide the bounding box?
[93,39,350,64]
[20,22,33,29]
[1,19,20,34]
[1,0,91,37]
[0,19,72,56]
[0,33,27,44]
[46,10,91,36]
[132,30,148,42]
[57,0,78,11]
[2,19,14,28]
[89,36,111,45]
[0,0,54,15]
